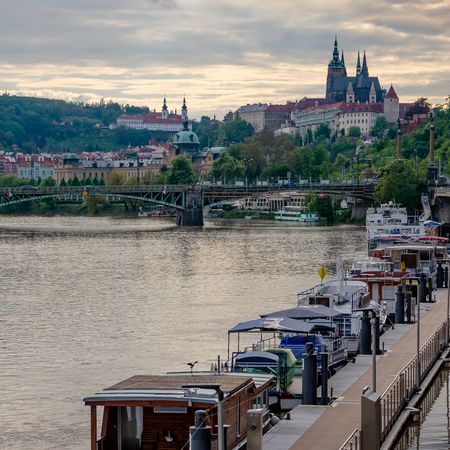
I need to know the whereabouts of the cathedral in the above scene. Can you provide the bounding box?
[325,37,386,104]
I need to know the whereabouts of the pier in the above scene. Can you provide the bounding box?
[263,287,449,450]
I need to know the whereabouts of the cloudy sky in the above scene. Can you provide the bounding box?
[0,0,449,119]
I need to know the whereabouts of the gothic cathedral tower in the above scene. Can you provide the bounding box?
[326,36,347,101]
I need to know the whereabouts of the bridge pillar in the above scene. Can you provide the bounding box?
[176,186,204,227]
[351,198,371,221]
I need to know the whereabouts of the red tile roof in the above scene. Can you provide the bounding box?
[385,85,399,99]
[266,103,295,113]
[339,103,383,114]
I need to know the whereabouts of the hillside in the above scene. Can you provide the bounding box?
[0,94,173,152]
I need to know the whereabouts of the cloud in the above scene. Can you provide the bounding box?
[0,0,448,118]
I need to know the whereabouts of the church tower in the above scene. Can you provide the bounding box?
[161,95,169,119]
[326,36,347,101]
[346,82,355,103]
[369,81,376,103]
[181,96,188,122]
[383,85,400,123]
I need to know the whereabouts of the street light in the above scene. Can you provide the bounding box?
[182,383,225,450]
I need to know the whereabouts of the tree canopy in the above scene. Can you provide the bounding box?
[166,156,198,184]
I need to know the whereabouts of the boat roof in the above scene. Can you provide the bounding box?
[383,245,437,251]
[84,373,274,405]
[261,304,343,319]
[228,317,315,334]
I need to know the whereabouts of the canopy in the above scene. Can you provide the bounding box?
[261,304,343,320]
[423,220,441,228]
[228,317,315,334]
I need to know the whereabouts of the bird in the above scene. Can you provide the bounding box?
[186,361,198,375]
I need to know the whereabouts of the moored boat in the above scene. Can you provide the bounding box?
[275,205,319,223]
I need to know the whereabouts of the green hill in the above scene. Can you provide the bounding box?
[0,94,173,152]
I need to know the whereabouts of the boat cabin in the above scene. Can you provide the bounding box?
[84,373,274,450]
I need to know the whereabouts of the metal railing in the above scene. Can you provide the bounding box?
[339,318,449,449]
[339,428,360,450]
[380,319,447,442]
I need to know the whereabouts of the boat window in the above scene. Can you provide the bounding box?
[117,406,143,450]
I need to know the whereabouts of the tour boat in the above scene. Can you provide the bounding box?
[275,206,319,223]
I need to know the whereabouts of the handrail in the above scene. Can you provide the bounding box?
[339,428,360,450]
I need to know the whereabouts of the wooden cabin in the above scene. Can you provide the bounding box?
[84,373,274,450]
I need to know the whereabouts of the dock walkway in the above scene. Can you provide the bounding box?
[263,289,446,450]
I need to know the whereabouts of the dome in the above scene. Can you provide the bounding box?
[173,129,200,146]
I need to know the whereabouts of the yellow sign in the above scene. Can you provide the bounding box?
[318,266,327,281]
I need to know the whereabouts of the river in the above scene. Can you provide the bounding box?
[1,216,368,449]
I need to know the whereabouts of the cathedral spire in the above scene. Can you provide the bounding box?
[361,50,369,76]
[356,50,361,76]
[341,50,345,67]
[332,35,340,62]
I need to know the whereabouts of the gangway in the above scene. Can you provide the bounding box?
[419,194,431,222]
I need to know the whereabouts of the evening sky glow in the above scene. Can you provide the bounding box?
[0,0,449,119]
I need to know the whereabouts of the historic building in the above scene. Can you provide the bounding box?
[111,97,191,132]
[326,37,385,104]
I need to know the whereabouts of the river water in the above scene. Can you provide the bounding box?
[0,216,366,449]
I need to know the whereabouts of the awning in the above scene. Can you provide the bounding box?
[261,304,343,320]
[228,317,315,334]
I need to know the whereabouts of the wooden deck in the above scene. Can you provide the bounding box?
[263,288,448,450]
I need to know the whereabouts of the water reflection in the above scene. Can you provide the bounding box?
[394,368,450,449]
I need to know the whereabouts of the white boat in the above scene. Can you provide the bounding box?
[366,202,423,241]
[275,206,319,223]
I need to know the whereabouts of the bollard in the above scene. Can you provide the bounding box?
[247,409,263,450]
[321,353,329,405]
[419,273,427,303]
[405,292,412,323]
[374,315,381,355]
[437,263,444,288]
[189,410,212,450]
[302,342,318,405]
[427,277,433,302]
[360,311,372,354]
[395,287,405,324]
[444,266,449,288]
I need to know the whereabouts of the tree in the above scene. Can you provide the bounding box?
[40,176,56,186]
[107,170,126,185]
[209,151,244,182]
[375,159,424,210]
[314,123,331,141]
[405,97,431,120]
[308,194,334,223]
[59,178,67,187]
[261,163,292,180]
[166,156,198,184]
[218,118,254,145]
[371,116,388,138]
[348,126,361,138]
[290,144,330,179]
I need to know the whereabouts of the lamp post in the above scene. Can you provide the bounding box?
[416,290,421,391]
[371,314,377,392]
[182,383,225,450]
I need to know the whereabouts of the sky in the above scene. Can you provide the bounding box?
[0,0,449,119]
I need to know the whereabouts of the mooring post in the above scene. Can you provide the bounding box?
[395,286,405,324]
[189,410,212,450]
[302,342,318,405]
[360,310,372,354]
[321,353,329,405]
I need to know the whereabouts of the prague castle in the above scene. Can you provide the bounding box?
[326,37,385,104]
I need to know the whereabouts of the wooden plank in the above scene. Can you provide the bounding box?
[91,405,97,450]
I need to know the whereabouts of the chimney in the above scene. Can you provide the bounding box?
[396,129,402,159]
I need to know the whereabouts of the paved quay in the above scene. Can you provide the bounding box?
[263,289,446,450]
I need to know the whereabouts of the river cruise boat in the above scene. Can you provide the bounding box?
[275,206,319,223]
[366,202,423,241]
[84,372,274,450]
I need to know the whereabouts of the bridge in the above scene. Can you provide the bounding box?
[0,182,377,226]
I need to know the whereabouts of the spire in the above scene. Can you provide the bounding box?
[362,50,368,76]
[162,95,168,119]
[332,35,339,62]
[181,96,188,122]
[341,50,345,67]
[356,50,361,76]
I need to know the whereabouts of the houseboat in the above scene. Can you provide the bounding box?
[274,206,319,223]
[84,372,274,450]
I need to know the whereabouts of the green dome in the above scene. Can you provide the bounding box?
[173,129,200,146]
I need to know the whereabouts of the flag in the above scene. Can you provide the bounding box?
[401,261,406,271]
